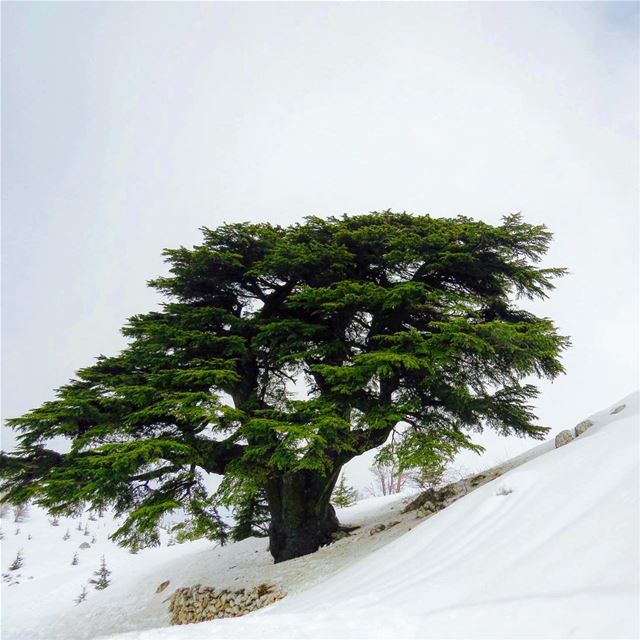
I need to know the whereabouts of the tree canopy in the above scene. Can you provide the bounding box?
[1,211,569,562]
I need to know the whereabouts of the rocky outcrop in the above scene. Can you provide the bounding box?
[330,530,351,542]
[574,419,594,437]
[168,583,285,625]
[402,484,459,515]
[555,429,574,448]
[401,473,493,516]
[415,501,437,519]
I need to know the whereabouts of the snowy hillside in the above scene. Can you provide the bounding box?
[2,392,638,639]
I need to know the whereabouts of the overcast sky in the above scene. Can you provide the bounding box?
[2,2,638,488]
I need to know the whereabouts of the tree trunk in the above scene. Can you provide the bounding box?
[265,467,341,563]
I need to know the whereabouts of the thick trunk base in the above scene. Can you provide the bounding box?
[266,469,341,563]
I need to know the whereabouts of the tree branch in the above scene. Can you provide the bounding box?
[190,436,246,475]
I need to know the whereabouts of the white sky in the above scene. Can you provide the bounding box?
[2,2,638,489]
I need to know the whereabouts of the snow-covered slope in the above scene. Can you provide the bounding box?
[2,392,638,639]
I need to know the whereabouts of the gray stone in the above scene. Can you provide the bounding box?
[330,530,350,542]
[156,580,170,593]
[369,523,386,535]
[574,419,594,437]
[402,491,432,514]
[416,502,437,519]
[168,583,286,625]
[610,404,626,415]
[555,429,575,448]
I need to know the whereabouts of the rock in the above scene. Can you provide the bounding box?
[555,429,574,448]
[574,419,594,437]
[402,482,465,514]
[78,542,91,549]
[156,580,170,594]
[469,473,487,487]
[330,530,350,541]
[386,520,400,528]
[167,582,286,625]
[369,523,386,535]
[415,500,437,519]
[610,404,626,415]
[402,491,432,514]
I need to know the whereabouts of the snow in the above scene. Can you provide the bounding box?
[2,392,638,639]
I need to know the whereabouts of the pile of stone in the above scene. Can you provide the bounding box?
[555,417,598,448]
[402,479,479,517]
[555,404,625,449]
[168,583,285,625]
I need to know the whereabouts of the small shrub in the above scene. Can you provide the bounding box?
[331,474,359,508]
[9,550,24,571]
[74,585,88,604]
[89,556,111,590]
[408,459,448,491]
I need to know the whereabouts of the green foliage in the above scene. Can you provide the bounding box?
[376,438,449,492]
[171,494,229,545]
[222,477,270,541]
[331,474,358,508]
[89,555,111,590]
[408,459,448,491]
[1,212,569,556]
